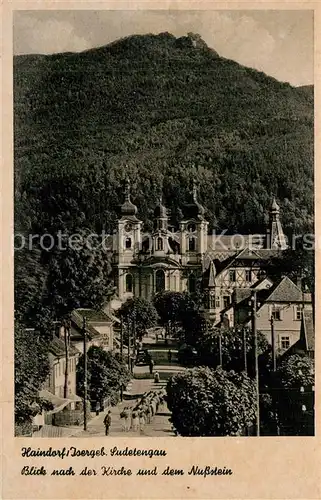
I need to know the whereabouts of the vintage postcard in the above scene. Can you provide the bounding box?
[1,1,320,498]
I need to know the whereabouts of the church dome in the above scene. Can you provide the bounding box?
[154,197,167,218]
[271,197,280,212]
[120,178,138,216]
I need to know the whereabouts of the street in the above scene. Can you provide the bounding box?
[74,364,185,437]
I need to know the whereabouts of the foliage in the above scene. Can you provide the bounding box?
[76,346,131,405]
[43,229,113,320]
[166,366,256,436]
[274,354,314,389]
[15,322,50,425]
[117,297,158,341]
[196,325,270,375]
[153,291,186,338]
[265,354,315,436]
[14,33,313,238]
[266,237,314,293]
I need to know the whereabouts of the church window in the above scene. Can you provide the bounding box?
[125,237,132,249]
[125,274,133,292]
[157,237,163,251]
[245,270,252,282]
[229,270,236,282]
[189,237,196,251]
[155,269,165,293]
[188,273,196,293]
[188,223,196,232]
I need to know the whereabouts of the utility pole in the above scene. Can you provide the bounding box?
[270,315,276,372]
[251,291,260,436]
[120,320,123,402]
[82,316,88,432]
[127,322,131,372]
[243,327,248,375]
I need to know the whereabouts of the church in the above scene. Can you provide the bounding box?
[111,179,287,325]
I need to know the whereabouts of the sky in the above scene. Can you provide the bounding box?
[13,10,314,86]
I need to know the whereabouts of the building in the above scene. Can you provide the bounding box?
[111,179,287,324]
[58,308,117,353]
[282,309,315,359]
[228,276,312,353]
[42,335,81,398]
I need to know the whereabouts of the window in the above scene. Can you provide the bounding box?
[272,309,281,321]
[295,305,303,321]
[281,336,290,349]
[157,237,163,251]
[245,270,252,282]
[125,274,133,292]
[188,273,196,293]
[188,223,196,232]
[229,270,236,282]
[223,295,231,308]
[215,296,221,308]
[155,269,165,293]
[125,237,132,249]
[188,237,196,251]
[209,294,215,309]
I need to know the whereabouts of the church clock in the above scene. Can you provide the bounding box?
[124,222,133,232]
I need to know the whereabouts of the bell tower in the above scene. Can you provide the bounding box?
[266,198,287,250]
[114,177,142,299]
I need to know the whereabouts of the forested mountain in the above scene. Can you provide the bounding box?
[14,32,314,236]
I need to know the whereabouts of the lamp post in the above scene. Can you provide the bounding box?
[82,316,88,432]
[242,327,248,375]
[251,291,260,436]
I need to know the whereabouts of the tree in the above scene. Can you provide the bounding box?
[117,297,158,343]
[14,322,50,431]
[166,366,256,436]
[76,346,131,406]
[153,291,186,339]
[270,354,314,435]
[195,325,270,376]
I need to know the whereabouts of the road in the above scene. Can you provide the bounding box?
[74,364,185,438]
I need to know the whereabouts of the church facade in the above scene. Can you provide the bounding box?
[111,180,287,325]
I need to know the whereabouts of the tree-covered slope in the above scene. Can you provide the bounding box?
[14,32,314,235]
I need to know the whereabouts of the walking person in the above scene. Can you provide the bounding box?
[149,358,154,375]
[95,401,100,416]
[132,409,139,431]
[139,410,146,433]
[103,411,112,436]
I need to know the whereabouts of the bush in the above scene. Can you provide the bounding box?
[166,366,256,436]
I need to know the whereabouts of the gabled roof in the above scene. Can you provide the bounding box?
[235,247,262,260]
[49,336,80,358]
[76,308,113,323]
[300,310,314,351]
[263,276,310,303]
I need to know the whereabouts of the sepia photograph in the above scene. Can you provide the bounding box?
[13,9,314,440]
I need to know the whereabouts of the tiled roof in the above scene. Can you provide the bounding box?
[76,308,113,322]
[301,310,314,351]
[233,288,252,304]
[49,336,80,358]
[264,276,311,303]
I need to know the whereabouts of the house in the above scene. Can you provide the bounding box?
[43,335,81,398]
[111,179,287,324]
[282,309,314,359]
[58,308,118,353]
[229,276,312,353]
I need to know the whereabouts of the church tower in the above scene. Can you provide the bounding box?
[266,198,287,250]
[115,178,142,299]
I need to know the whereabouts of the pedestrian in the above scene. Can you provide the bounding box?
[131,409,138,431]
[149,358,154,375]
[168,349,172,363]
[103,411,112,436]
[95,401,100,416]
[154,371,160,383]
[139,410,145,432]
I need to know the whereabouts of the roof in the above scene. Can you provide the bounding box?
[76,308,113,323]
[233,288,252,305]
[49,336,80,358]
[263,276,311,303]
[301,310,314,351]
